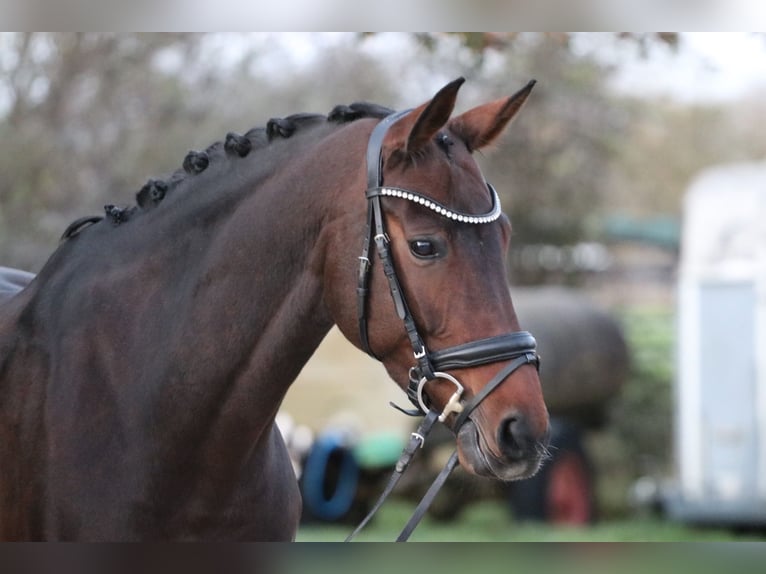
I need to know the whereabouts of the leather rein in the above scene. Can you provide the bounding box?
[347,110,539,541]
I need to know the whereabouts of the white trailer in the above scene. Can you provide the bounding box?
[668,162,766,526]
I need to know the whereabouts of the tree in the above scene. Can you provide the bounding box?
[2,32,762,278]
[0,33,206,267]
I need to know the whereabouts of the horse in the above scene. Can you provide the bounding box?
[0,77,549,541]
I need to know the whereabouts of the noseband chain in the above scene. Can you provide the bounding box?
[349,111,540,542]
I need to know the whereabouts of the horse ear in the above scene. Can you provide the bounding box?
[449,79,536,151]
[388,77,465,154]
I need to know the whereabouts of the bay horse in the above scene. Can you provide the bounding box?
[0,77,549,541]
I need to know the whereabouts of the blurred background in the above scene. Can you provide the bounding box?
[1,32,765,541]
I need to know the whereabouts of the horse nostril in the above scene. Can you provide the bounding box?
[498,412,533,460]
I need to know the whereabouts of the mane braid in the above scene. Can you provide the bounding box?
[60,215,104,240]
[328,102,393,123]
[224,133,252,158]
[60,100,399,240]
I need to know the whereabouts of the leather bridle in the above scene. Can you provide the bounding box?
[347,110,540,541]
[357,110,540,425]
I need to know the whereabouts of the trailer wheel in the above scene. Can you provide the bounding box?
[508,421,595,524]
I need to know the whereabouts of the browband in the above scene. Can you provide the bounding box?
[365,185,502,225]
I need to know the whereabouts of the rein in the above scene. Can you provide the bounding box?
[347,111,540,541]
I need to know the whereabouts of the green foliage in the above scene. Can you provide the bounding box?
[587,306,675,517]
[606,100,766,219]
[612,306,675,472]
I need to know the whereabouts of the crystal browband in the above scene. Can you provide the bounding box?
[366,184,503,224]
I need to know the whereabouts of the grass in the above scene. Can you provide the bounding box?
[296,500,763,542]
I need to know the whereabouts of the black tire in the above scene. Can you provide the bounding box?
[300,434,360,523]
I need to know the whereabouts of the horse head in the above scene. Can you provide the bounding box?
[326,78,550,481]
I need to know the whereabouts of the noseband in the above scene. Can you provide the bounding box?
[348,111,540,541]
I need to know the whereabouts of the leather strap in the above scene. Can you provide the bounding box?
[365,109,410,189]
[358,109,436,382]
[429,331,538,372]
[346,345,537,542]
[452,352,539,430]
[345,409,439,542]
[357,109,411,359]
[396,450,460,542]
[357,198,377,358]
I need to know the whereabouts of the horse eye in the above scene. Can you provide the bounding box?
[410,239,437,258]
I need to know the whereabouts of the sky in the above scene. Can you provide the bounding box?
[10,0,766,32]
[242,33,766,105]
[593,33,766,103]
[2,33,765,119]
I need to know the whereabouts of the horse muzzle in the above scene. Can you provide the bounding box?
[456,415,549,481]
[409,331,550,480]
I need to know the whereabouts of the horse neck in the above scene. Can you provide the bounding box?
[120,124,367,438]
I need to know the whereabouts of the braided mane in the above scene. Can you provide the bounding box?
[61,102,394,240]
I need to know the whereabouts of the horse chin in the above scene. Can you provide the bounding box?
[456,420,543,482]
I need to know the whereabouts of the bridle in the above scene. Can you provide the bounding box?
[347,110,540,541]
